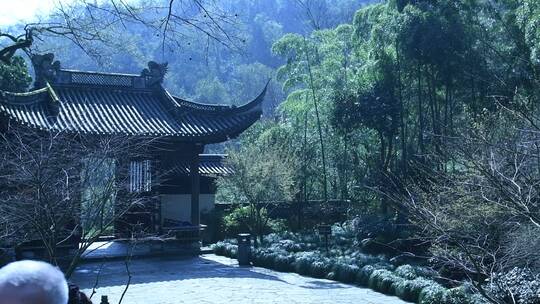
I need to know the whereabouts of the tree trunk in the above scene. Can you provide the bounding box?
[417,63,425,155]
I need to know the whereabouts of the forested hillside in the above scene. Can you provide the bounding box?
[26,0,374,115]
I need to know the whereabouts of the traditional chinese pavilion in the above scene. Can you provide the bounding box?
[0,54,265,241]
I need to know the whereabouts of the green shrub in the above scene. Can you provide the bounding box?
[332,222,356,240]
[223,206,284,238]
[329,248,343,257]
[389,277,406,295]
[262,233,283,244]
[255,247,291,269]
[356,265,377,286]
[379,276,402,295]
[409,278,436,302]
[310,261,331,278]
[375,262,395,271]
[272,239,303,252]
[368,269,401,294]
[267,219,288,235]
[334,263,359,283]
[487,267,540,304]
[294,259,312,275]
[395,264,419,280]
[228,247,238,258]
[394,264,437,281]
[333,234,354,247]
[294,252,318,275]
[351,252,384,268]
[413,266,437,279]
[393,278,436,302]
[212,241,238,258]
[274,253,295,272]
[251,251,263,266]
[252,250,275,268]
[334,255,355,265]
[419,284,448,304]
[223,206,252,237]
[211,242,226,256]
[392,279,412,301]
[443,286,482,304]
[251,251,265,267]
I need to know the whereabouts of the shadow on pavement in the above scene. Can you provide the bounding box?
[71,256,286,289]
[299,280,348,289]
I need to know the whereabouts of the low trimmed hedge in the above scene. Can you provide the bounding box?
[392,277,435,302]
[211,241,238,258]
[211,234,483,304]
[368,269,402,294]
[334,263,359,283]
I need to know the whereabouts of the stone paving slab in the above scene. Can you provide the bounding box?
[71,254,408,304]
[82,241,200,260]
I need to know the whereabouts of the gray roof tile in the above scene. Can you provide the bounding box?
[0,70,265,143]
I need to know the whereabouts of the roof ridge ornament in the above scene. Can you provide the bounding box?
[31,53,61,88]
[141,61,168,87]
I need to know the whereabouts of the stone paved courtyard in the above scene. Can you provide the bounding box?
[71,254,407,304]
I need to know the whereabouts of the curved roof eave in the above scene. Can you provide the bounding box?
[169,79,269,116]
[234,79,269,114]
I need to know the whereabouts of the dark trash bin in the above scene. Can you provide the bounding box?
[237,233,251,266]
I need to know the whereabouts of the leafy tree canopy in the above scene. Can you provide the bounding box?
[0,56,31,92]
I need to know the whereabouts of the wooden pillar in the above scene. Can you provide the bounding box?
[157,197,163,234]
[114,157,128,238]
[190,148,200,226]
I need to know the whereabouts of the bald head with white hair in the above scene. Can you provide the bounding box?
[0,260,69,304]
